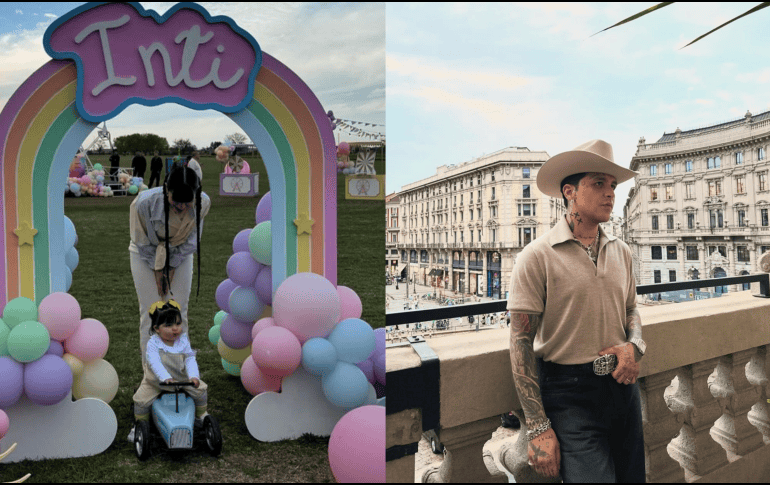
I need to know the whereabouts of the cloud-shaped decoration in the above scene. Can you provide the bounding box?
[245,368,348,442]
[44,2,262,123]
[0,394,116,462]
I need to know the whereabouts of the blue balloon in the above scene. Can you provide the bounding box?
[96,175,104,183]
[327,318,375,364]
[228,287,264,323]
[301,338,338,376]
[64,267,72,292]
[63,215,77,248]
[321,362,369,409]
[65,247,79,272]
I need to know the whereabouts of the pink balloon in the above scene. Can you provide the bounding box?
[273,273,340,344]
[240,356,282,396]
[37,292,81,341]
[329,405,385,483]
[220,315,254,349]
[251,326,301,377]
[337,285,362,321]
[337,142,350,156]
[252,317,276,340]
[64,318,109,362]
[0,409,8,439]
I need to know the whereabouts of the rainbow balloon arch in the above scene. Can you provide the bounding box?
[0,2,383,477]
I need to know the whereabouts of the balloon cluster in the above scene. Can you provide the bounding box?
[118,173,147,195]
[63,216,78,292]
[336,143,356,174]
[0,293,118,411]
[65,163,116,198]
[68,154,86,178]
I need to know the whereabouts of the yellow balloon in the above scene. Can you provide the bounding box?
[72,359,119,403]
[62,353,84,376]
[259,305,273,319]
[217,338,251,365]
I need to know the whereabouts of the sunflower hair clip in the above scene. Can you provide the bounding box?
[149,299,180,315]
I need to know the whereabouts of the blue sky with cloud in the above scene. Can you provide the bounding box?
[387,2,770,216]
[0,2,384,150]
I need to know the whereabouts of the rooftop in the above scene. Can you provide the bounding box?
[655,109,770,144]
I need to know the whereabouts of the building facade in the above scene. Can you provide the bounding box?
[394,147,566,299]
[386,192,400,275]
[625,110,770,293]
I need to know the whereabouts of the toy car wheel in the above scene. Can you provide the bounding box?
[203,415,222,457]
[134,420,152,461]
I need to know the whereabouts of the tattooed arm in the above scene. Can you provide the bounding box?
[509,312,560,478]
[626,307,643,362]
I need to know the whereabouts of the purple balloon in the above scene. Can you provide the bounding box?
[254,266,272,306]
[0,356,24,408]
[255,192,272,225]
[46,339,65,357]
[356,358,375,385]
[228,287,264,323]
[220,314,254,349]
[227,251,261,287]
[373,352,385,385]
[233,229,253,253]
[216,279,239,313]
[24,355,73,406]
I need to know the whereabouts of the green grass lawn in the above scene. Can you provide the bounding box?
[0,152,384,482]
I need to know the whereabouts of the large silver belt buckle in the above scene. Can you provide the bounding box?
[593,354,617,376]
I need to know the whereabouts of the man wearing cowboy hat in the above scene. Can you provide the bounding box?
[507,140,646,482]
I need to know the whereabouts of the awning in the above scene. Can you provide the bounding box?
[428,269,437,276]
[434,269,445,276]
[397,263,407,276]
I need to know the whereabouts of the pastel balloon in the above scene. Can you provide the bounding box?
[322,362,370,409]
[337,142,350,156]
[24,355,73,406]
[327,318,375,365]
[0,356,24,408]
[93,163,103,171]
[2,296,38,329]
[374,327,386,355]
[213,310,228,327]
[259,305,273,319]
[301,337,338,377]
[65,318,109,362]
[0,319,10,356]
[208,324,221,345]
[232,228,252,253]
[251,326,301,377]
[37,291,82,341]
[46,339,65,358]
[64,267,73,292]
[228,287,264,323]
[356,358,375,384]
[273,272,341,344]
[374,352,385,385]
[72,359,119,403]
[7,320,50,363]
[128,185,139,195]
[221,358,241,377]
[240,356,282,396]
[337,286,362,321]
[248,221,272,266]
[251,317,276,340]
[227,251,261,287]
[255,192,272,224]
[220,315,254,349]
[0,409,8,440]
[63,352,85,376]
[217,338,251,365]
[254,266,272,306]
[215,279,239,313]
[64,247,79,272]
[328,405,385,483]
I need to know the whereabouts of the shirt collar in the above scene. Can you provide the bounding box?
[548,215,617,247]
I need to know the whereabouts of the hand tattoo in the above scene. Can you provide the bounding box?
[531,443,549,460]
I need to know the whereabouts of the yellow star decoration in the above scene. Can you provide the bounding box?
[14,222,37,246]
[294,212,314,236]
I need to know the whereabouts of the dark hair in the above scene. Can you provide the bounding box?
[149,301,182,335]
[560,172,588,209]
[163,165,203,297]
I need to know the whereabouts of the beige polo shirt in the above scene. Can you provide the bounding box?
[507,216,636,365]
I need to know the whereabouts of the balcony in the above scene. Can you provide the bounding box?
[386,274,770,483]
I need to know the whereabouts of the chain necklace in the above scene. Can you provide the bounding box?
[575,230,600,263]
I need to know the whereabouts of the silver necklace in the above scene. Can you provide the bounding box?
[575,230,600,262]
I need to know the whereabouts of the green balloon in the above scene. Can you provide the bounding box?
[3,297,38,329]
[93,163,103,171]
[0,319,10,357]
[7,320,50,363]
[248,221,272,266]
[209,325,221,345]
[128,185,139,195]
[221,358,241,376]
[213,311,228,327]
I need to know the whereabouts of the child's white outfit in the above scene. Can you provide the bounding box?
[132,333,208,416]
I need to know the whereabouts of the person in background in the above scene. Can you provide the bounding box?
[109,149,120,181]
[187,151,203,183]
[132,151,147,181]
[148,151,163,188]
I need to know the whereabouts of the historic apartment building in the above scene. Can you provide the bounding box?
[392,147,566,299]
[386,192,400,274]
[624,109,770,293]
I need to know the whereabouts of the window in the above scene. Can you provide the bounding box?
[669,270,677,282]
[687,212,695,229]
[469,193,473,204]
[491,187,495,200]
[715,156,721,168]
[736,176,745,194]
[667,246,677,260]
[478,230,482,242]
[735,152,743,165]
[470,230,473,243]
[760,172,768,191]
[762,208,769,227]
[685,182,694,199]
[686,246,698,260]
[650,165,657,176]
[708,179,722,196]
[650,187,658,201]
[478,208,482,219]
[651,246,662,259]
[651,215,659,230]
[523,185,530,198]
[654,270,661,283]
[737,246,749,262]
[708,246,726,257]
[522,204,531,216]
[709,209,723,228]
[491,206,497,217]
[759,147,766,161]
[665,163,672,175]
[665,185,674,200]
[523,167,530,179]
[738,209,746,227]
[686,160,693,172]
[492,228,496,242]
[667,214,674,230]
[708,157,714,169]
[470,210,473,220]
[520,227,534,246]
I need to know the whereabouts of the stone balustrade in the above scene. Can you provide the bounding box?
[386,291,770,483]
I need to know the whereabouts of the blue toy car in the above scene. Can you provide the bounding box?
[134,382,222,460]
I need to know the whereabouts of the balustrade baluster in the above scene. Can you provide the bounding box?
[747,345,770,444]
[639,371,685,482]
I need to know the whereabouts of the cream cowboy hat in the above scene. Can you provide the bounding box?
[536,139,638,198]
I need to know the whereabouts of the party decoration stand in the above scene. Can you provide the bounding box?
[220,172,259,197]
[0,443,31,482]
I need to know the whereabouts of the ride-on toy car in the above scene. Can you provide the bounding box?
[134,382,222,460]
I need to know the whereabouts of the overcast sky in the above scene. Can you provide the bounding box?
[0,2,385,150]
[387,2,770,217]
